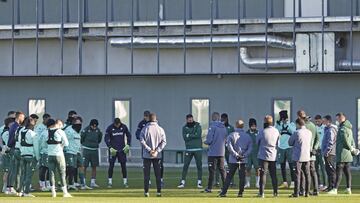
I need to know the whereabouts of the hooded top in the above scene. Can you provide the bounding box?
[227,128,253,164]
[257,126,280,161]
[204,121,227,157]
[288,126,312,162]
[322,124,337,157]
[336,120,355,163]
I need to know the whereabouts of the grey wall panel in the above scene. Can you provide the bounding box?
[133,49,157,74]
[245,0,284,18]
[159,49,184,74]
[63,39,79,75]
[108,46,132,74]
[67,0,79,23]
[14,39,36,75]
[0,74,359,149]
[271,0,285,17]
[191,0,210,20]
[164,0,184,20]
[82,40,106,74]
[111,0,132,22]
[185,48,211,73]
[43,0,61,24]
[328,0,360,16]
[19,0,36,24]
[138,0,157,21]
[217,0,237,19]
[0,0,12,25]
[285,0,328,17]
[38,39,61,75]
[213,47,238,73]
[0,40,12,75]
[87,0,106,22]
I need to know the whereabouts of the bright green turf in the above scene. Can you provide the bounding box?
[0,166,360,203]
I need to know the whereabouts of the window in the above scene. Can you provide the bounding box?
[114,99,131,128]
[191,99,209,144]
[28,99,46,124]
[273,99,292,122]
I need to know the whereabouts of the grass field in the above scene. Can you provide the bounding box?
[0,166,360,203]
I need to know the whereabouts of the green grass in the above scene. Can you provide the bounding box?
[0,166,360,203]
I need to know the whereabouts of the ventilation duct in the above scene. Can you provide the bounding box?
[110,35,295,69]
[109,35,294,49]
[239,47,294,69]
[337,60,360,71]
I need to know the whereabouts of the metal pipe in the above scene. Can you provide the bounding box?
[350,0,354,71]
[292,0,296,71]
[110,0,114,21]
[321,0,324,72]
[239,47,294,69]
[17,0,20,24]
[105,0,109,74]
[109,35,294,49]
[136,0,140,21]
[157,0,160,74]
[242,0,246,18]
[61,0,64,74]
[183,0,187,73]
[210,0,213,73]
[131,0,134,74]
[338,60,360,70]
[189,0,192,20]
[237,0,241,73]
[41,0,45,23]
[66,0,70,22]
[78,0,83,74]
[162,0,166,20]
[215,0,219,19]
[84,0,88,22]
[36,0,39,75]
[265,0,269,71]
[11,0,15,75]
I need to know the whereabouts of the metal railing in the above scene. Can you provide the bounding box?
[0,0,359,75]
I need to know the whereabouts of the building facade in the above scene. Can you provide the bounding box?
[0,0,359,164]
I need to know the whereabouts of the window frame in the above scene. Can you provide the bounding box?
[112,98,132,130]
[190,97,210,140]
[27,98,47,124]
[272,97,293,122]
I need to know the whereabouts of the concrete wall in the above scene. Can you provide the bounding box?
[0,74,359,150]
